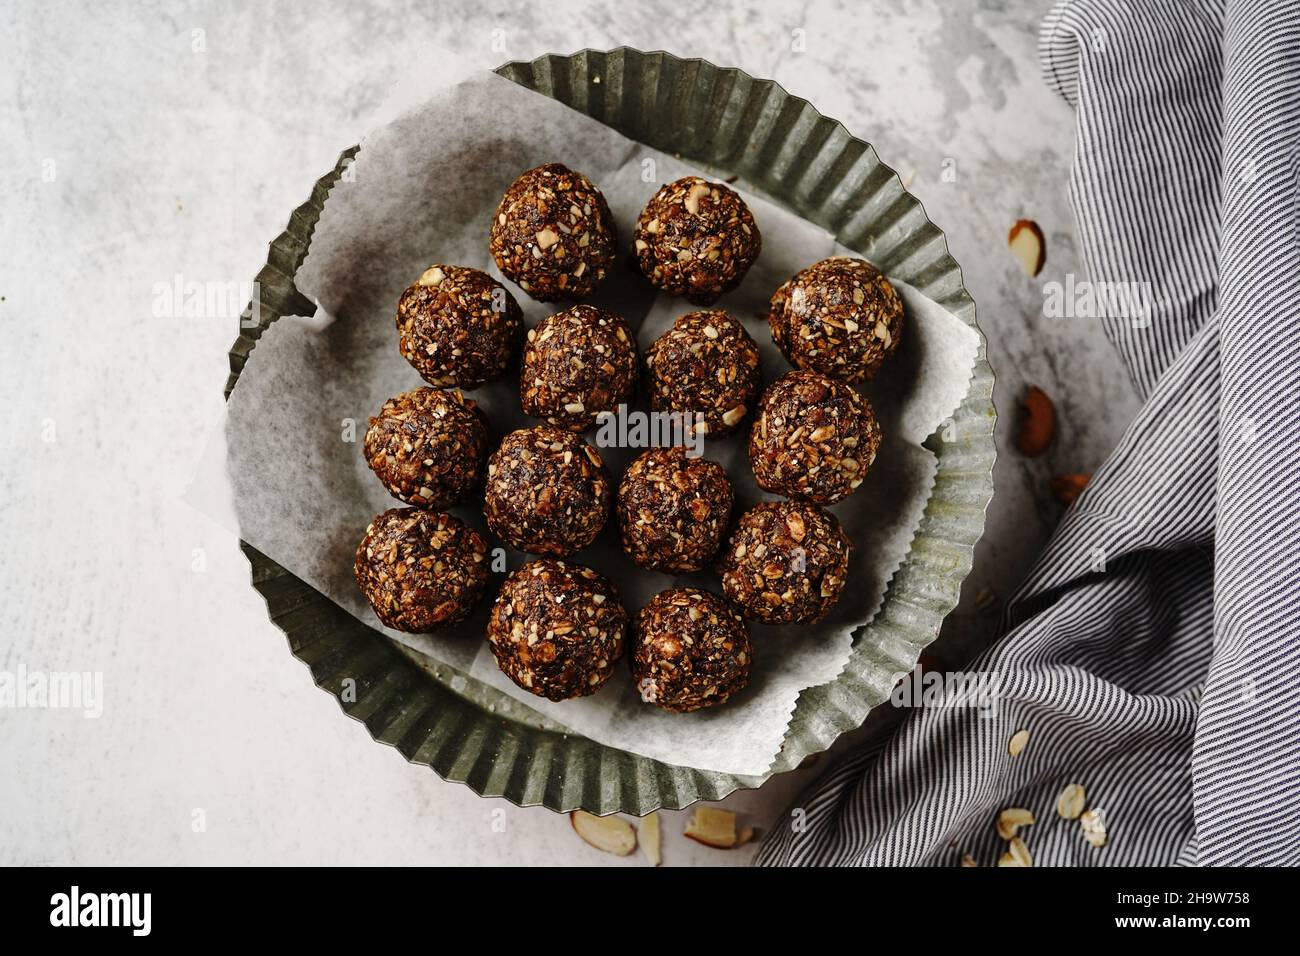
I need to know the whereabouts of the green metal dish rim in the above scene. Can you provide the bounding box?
[224,47,997,815]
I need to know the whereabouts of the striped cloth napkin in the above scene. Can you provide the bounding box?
[757,0,1299,867]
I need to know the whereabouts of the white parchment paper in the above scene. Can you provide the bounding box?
[211,62,979,776]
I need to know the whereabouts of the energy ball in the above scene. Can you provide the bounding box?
[489,163,617,302]
[484,425,611,557]
[617,448,734,573]
[632,176,761,305]
[520,304,637,431]
[749,370,881,504]
[644,309,762,438]
[768,256,904,382]
[717,501,851,625]
[363,387,489,509]
[397,265,524,389]
[487,559,627,701]
[632,589,752,713]
[354,508,489,632]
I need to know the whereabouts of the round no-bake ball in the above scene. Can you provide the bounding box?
[768,257,903,382]
[520,304,637,431]
[632,589,752,713]
[489,163,617,302]
[484,425,611,557]
[644,309,762,438]
[396,265,524,389]
[354,508,489,632]
[363,387,489,509]
[487,559,628,700]
[632,176,761,305]
[749,370,881,505]
[617,448,733,573]
[717,501,851,625]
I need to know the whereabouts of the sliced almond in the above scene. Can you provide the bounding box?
[683,181,711,215]
[535,227,560,249]
[1008,836,1033,867]
[1008,729,1030,757]
[417,265,446,287]
[570,811,637,856]
[1008,218,1046,277]
[737,826,756,846]
[1051,473,1091,504]
[1016,386,1056,457]
[1056,784,1087,820]
[640,811,662,866]
[1080,808,1108,848]
[960,854,979,867]
[683,806,739,848]
[996,807,1035,840]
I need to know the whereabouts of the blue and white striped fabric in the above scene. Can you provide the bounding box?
[757,0,1300,867]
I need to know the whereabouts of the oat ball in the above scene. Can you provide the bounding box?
[617,448,733,573]
[768,256,904,382]
[489,163,617,302]
[520,304,638,431]
[717,501,851,625]
[396,265,524,389]
[484,425,611,557]
[363,387,489,509]
[354,508,489,632]
[487,559,628,700]
[749,370,881,505]
[632,177,761,305]
[644,309,762,438]
[632,589,752,713]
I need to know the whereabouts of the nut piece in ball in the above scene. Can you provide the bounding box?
[489,163,617,302]
[617,448,733,573]
[354,508,489,632]
[520,304,637,431]
[768,257,903,382]
[484,425,611,557]
[487,559,628,700]
[632,176,761,305]
[363,387,489,509]
[632,589,752,712]
[397,265,524,389]
[644,309,761,438]
[717,501,851,625]
[749,370,881,505]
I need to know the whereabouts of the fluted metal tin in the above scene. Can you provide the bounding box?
[226,49,996,815]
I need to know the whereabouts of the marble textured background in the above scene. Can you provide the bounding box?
[0,0,1139,865]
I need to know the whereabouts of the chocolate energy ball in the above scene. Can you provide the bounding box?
[354,508,489,632]
[749,370,881,505]
[487,559,628,701]
[489,163,617,302]
[617,448,734,573]
[396,265,524,389]
[768,256,904,382]
[632,176,761,305]
[717,501,851,625]
[520,304,638,431]
[644,309,762,438]
[363,387,489,509]
[632,589,752,713]
[484,425,611,556]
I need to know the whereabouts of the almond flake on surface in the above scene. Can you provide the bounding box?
[683,806,739,848]
[961,854,979,867]
[1056,784,1087,820]
[1008,729,1030,757]
[1008,836,1033,867]
[570,810,637,856]
[640,811,662,866]
[1080,808,1108,848]
[996,807,1035,840]
[1008,218,1046,277]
